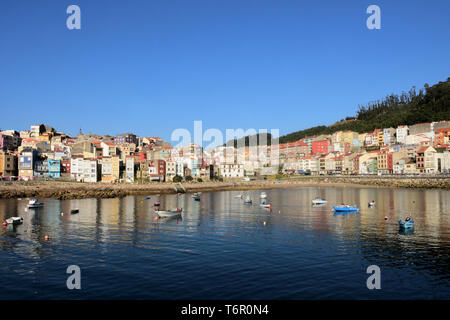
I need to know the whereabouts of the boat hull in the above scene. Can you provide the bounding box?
[333,206,359,212]
[399,220,414,228]
[156,209,183,218]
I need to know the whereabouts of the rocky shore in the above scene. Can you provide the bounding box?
[0,176,448,200]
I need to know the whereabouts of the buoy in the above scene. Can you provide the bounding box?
[278,210,281,214]
[154,216,159,221]
[61,212,64,216]
[263,221,267,226]
[384,216,388,220]
[44,235,50,241]
[3,221,7,227]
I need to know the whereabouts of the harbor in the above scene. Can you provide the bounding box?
[1,186,449,299]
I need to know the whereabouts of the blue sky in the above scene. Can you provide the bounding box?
[1,0,449,143]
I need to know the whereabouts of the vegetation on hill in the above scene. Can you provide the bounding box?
[279,78,450,143]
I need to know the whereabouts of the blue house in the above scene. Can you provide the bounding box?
[48,159,61,178]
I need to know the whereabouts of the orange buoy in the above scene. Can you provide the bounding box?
[44,235,50,241]
[3,221,7,227]
[154,216,159,221]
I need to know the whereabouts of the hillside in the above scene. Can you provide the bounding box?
[279,78,450,143]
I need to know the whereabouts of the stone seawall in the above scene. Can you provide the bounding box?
[0,177,448,200]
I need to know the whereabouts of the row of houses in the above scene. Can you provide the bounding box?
[1,121,450,181]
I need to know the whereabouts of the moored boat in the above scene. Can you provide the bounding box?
[260,192,267,199]
[368,201,376,207]
[399,218,414,229]
[312,198,327,205]
[70,209,79,214]
[244,196,252,204]
[333,205,359,212]
[155,208,183,218]
[5,217,23,225]
[192,193,201,201]
[27,198,43,208]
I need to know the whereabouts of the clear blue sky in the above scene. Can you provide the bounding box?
[1,0,449,142]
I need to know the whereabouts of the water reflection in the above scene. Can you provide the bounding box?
[0,186,449,299]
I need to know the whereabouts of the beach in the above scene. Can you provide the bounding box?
[0,176,449,199]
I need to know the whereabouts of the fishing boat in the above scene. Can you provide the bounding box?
[27,198,43,208]
[5,217,23,225]
[312,198,327,205]
[333,205,359,212]
[243,196,252,204]
[70,209,79,214]
[260,192,267,199]
[155,208,183,218]
[192,193,201,201]
[399,218,414,229]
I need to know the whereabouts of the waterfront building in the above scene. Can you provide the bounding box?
[0,152,17,177]
[219,163,244,178]
[18,148,36,179]
[48,159,61,178]
[125,156,135,183]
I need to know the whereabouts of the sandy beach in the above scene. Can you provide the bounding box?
[0,176,449,200]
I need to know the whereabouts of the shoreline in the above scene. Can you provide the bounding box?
[0,176,449,200]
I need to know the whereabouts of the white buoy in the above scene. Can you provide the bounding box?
[61,212,64,216]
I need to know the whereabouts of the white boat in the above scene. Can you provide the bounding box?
[244,196,252,204]
[260,203,271,208]
[260,192,267,199]
[234,194,243,199]
[192,193,201,201]
[27,198,44,208]
[5,217,23,225]
[155,208,183,218]
[312,198,327,205]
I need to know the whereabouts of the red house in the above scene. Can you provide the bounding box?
[312,140,328,154]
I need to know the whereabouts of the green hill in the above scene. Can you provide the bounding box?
[279,78,450,143]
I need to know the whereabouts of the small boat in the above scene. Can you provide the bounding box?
[399,218,414,229]
[155,208,183,218]
[5,217,23,225]
[368,201,376,208]
[333,205,359,212]
[260,203,271,209]
[312,198,327,205]
[234,194,243,199]
[154,201,160,207]
[244,196,252,204]
[260,192,267,199]
[70,209,79,214]
[27,198,44,208]
[145,196,151,200]
[192,193,201,201]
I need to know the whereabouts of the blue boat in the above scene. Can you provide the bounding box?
[399,219,414,229]
[333,205,359,212]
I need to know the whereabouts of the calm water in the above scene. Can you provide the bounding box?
[1,186,450,300]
